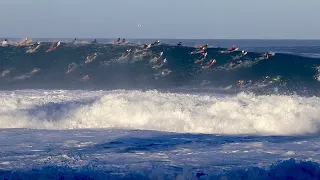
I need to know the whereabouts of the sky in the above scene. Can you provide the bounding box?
[0,0,319,39]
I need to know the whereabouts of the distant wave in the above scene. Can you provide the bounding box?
[0,42,319,95]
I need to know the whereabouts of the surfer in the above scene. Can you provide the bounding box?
[82,75,89,81]
[66,63,77,74]
[30,42,41,49]
[1,39,8,46]
[152,40,160,46]
[199,52,208,59]
[232,50,248,60]
[91,39,98,44]
[194,52,208,63]
[255,51,274,61]
[177,42,182,46]
[229,45,237,52]
[143,43,151,49]
[124,49,131,57]
[46,41,60,52]
[200,44,208,50]
[153,58,167,69]
[150,52,164,63]
[17,37,29,46]
[122,39,126,44]
[52,42,59,48]
[157,58,167,66]
[220,45,238,53]
[202,59,216,69]
[263,51,274,59]
[228,60,242,69]
[237,80,252,88]
[116,38,121,43]
[190,44,208,54]
[72,38,77,44]
[31,68,40,74]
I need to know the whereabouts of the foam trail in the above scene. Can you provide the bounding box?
[0,90,319,135]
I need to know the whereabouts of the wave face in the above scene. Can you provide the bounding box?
[0,42,320,95]
[1,90,320,135]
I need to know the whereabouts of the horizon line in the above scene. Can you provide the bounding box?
[2,37,320,41]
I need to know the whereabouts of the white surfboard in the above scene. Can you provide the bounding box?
[85,53,98,64]
[26,44,41,53]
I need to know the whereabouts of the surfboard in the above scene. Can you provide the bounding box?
[17,40,32,47]
[190,50,204,55]
[85,53,98,64]
[152,59,167,69]
[201,59,216,69]
[66,63,77,74]
[220,48,239,53]
[26,44,41,53]
[46,42,61,52]
[194,59,204,63]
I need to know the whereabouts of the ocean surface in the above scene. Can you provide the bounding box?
[0,38,320,179]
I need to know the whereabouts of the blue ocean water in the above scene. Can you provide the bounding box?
[0,39,320,179]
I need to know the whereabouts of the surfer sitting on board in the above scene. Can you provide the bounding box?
[177,42,182,46]
[91,39,98,44]
[1,39,8,46]
[30,42,40,49]
[72,38,77,44]
[152,40,160,46]
[263,51,274,59]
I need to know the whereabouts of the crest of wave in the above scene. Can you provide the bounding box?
[0,90,319,135]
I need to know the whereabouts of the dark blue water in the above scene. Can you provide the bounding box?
[1,39,320,96]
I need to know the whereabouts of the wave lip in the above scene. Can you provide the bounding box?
[1,90,320,135]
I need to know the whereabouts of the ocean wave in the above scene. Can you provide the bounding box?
[1,90,319,135]
[0,43,319,95]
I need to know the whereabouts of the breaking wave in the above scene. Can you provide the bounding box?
[0,42,319,96]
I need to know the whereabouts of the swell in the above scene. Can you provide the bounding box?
[0,43,319,95]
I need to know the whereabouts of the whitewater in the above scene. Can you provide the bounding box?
[0,39,320,179]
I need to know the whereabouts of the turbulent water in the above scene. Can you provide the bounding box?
[0,39,320,179]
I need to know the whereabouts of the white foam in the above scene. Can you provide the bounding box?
[0,90,319,135]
